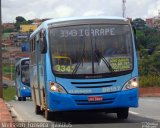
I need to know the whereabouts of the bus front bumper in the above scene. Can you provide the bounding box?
[48,88,138,112]
[20,89,31,97]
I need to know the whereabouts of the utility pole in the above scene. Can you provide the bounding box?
[0,0,3,98]
[122,0,126,18]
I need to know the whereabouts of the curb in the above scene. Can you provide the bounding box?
[0,98,13,122]
[6,103,24,122]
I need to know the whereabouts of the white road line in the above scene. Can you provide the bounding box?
[129,111,139,115]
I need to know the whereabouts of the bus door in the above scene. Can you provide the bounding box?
[37,32,45,108]
[32,34,41,106]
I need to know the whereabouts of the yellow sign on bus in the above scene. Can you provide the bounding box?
[109,57,131,71]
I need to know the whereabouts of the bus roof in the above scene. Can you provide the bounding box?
[44,16,127,24]
[30,16,129,38]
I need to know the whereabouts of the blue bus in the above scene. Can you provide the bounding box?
[15,58,31,101]
[29,17,138,120]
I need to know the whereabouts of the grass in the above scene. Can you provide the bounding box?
[3,65,15,74]
[139,75,160,87]
[2,65,15,80]
[3,86,16,101]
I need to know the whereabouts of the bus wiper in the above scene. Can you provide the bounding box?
[94,50,114,72]
[72,52,85,74]
[72,38,85,75]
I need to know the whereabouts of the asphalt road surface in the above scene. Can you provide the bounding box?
[8,97,160,128]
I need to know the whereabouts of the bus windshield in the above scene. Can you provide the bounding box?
[49,24,133,77]
[21,60,30,85]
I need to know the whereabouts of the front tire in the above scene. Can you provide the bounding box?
[45,109,53,120]
[22,97,26,101]
[35,105,42,115]
[18,97,22,101]
[18,97,26,101]
[117,108,129,119]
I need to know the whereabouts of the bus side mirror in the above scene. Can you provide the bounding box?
[40,35,47,54]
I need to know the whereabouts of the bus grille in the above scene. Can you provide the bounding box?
[71,80,117,88]
[75,98,115,105]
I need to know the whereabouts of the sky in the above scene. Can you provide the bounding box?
[2,0,160,23]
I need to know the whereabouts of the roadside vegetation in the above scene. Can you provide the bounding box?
[139,75,160,87]
[3,64,15,80]
[133,19,160,87]
[3,87,16,101]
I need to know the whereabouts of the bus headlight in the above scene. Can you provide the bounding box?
[50,81,67,94]
[122,77,138,90]
[22,86,29,90]
[22,86,26,90]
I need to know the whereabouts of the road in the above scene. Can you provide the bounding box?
[7,97,160,128]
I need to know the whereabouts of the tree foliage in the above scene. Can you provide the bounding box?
[136,26,160,76]
[2,28,14,33]
[15,16,33,31]
[132,18,146,30]
[16,16,26,23]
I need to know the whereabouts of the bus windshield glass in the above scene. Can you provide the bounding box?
[49,24,133,76]
[21,60,30,85]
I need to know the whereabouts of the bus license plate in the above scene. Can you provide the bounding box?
[88,96,103,102]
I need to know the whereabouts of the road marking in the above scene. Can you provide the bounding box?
[129,111,139,115]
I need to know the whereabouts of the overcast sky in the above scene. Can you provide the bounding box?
[2,0,160,23]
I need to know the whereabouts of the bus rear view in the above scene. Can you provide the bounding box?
[30,17,138,120]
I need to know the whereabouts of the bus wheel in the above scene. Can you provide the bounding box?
[22,97,26,101]
[35,105,42,115]
[18,97,22,101]
[117,108,129,119]
[45,109,52,120]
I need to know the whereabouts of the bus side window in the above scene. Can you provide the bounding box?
[40,31,47,54]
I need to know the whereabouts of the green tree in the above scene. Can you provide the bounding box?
[15,16,26,31]
[132,18,146,30]
[16,16,26,23]
[15,16,34,31]
[137,26,160,76]
[2,28,14,33]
